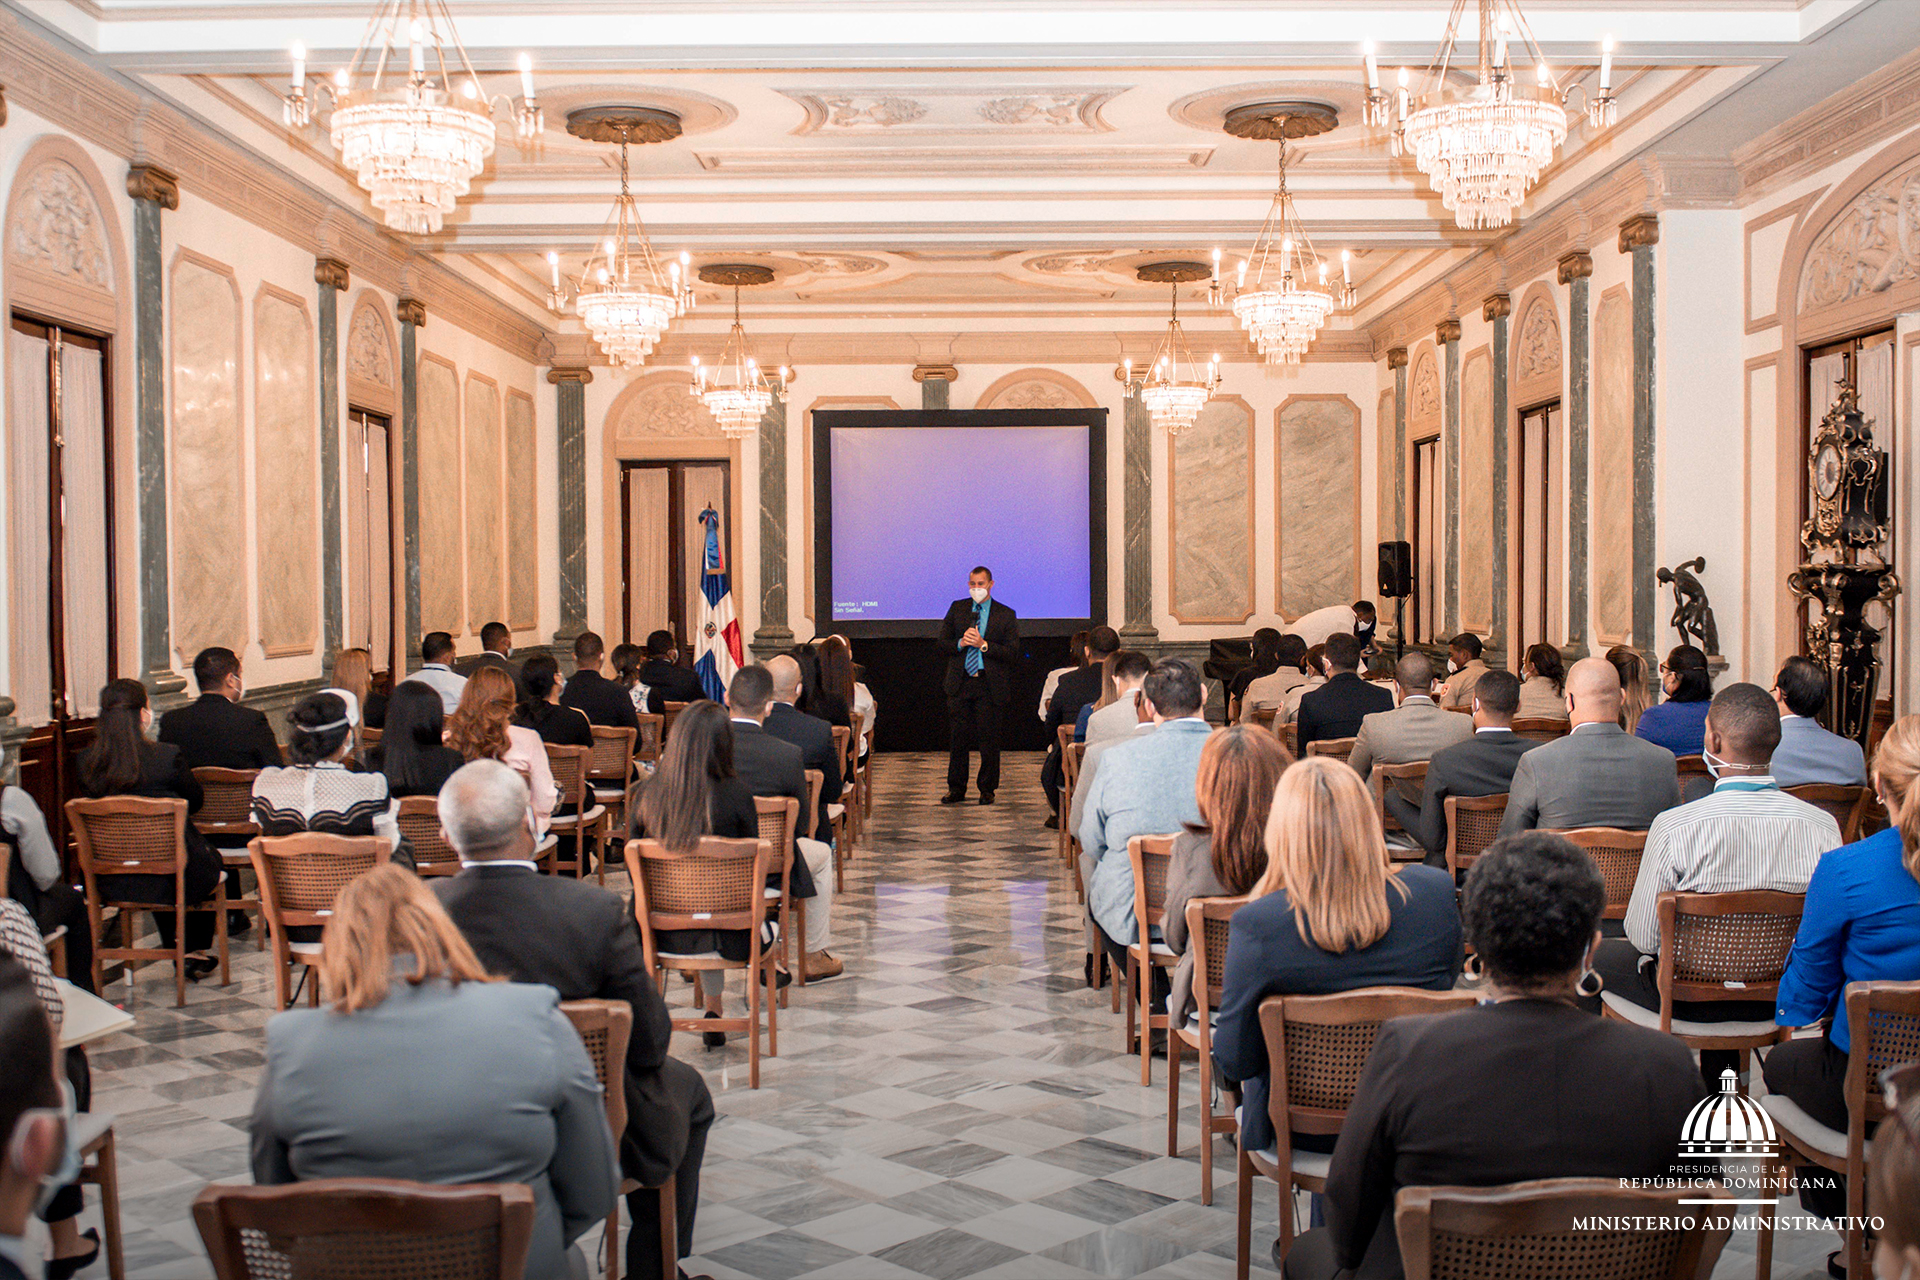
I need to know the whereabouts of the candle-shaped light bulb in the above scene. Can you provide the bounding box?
[1211,247,1221,281]
[333,67,350,90]
[679,250,691,266]
[1600,35,1614,91]
[596,266,609,284]
[290,41,306,91]
[779,365,790,382]
[547,251,560,288]
[518,53,534,100]
[1363,39,1380,90]
[1494,13,1508,70]
[1397,67,1411,119]
[409,19,424,75]
[1342,248,1352,284]
[1537,62,1550,88]
[1319,262,1329,285]
[1236,260,1247,288]
[461,79,478,99]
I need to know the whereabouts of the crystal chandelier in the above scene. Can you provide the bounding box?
[690,266,791,439]
[1126,264,1219,436]
[1223,135,1355,365]
[547,115,695,370]
[283,2,539,235]
[1361,1,1617,230]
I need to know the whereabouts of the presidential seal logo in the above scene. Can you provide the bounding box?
[1679,1068,1778,1158]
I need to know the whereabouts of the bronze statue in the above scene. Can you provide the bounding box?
[1657,557,1720,655]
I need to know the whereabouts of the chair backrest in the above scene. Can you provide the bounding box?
[1251,706,1278,732]
[1058,726,1079,796]
[543,744,590,812]
[1306,736,1357,764]
[1372,761,1429,828]
[661,701,689,744]
[802,769,824,840]
[394,795,461,876]
[586,726,638,784]
[1126,835,1179,942]
[1185,895,1250,1019]
[850,709,866,761]
[1657,890,1805,1010]
[1843,979,1920,1137]
[1553,827,1648,919]
[1508,717,1570,744]
[65,796,188,879]
[633,714,664,764]
[1443,793,1509,879]
[833,723,854,777]
[558,998,633,1140]
[357,725,383,754]
[1394,1178,1733,1280]
[247,834,390,931]
[1782,783,1869,843]
[1262,987,1480,1138]
[191,1177,537,1280]
[192,767,260,837]
[625,836,770,934]
[1675,754,1711,782]
[1283,723,1299,757]
[755,795,798,902]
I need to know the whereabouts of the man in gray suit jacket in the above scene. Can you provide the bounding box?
[1498,657,1681,837]
[1347,651,1474,784]
[1392,670,1536,864]
[1770,655,1868,787]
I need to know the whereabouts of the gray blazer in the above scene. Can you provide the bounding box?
[1771,714,1868,788]
[1162,829,1237,1025]
[1497,722,1681,837]
[1347,698,1475,786]
[251,975,618,1280]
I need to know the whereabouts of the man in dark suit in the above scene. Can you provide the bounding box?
[431,760,710,1280]
[460,621,528,703]
[159,647,282,770]
[1497,657,1682,838]
[1041,625,1119,825]
[561,631,640,730]
[1295,632,1394,754]
[764,655,841,844]
[636,630,706,715]
[1392,669,1536,866]
[937,566,1021,805]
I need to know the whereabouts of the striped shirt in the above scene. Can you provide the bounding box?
[1623,777,1842,954]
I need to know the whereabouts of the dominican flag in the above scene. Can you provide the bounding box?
[694,506,742,702]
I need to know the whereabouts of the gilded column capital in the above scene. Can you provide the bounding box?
[1435,318,1462,345]
[395,297,426,327]
[912,363,959,383]
[314,258,351,292]
[1482,293,1511,321]
[1557,251,1594,284]
[1387,347,1409,369]
[546,367,594,386]
[1618,214,1660,253]
[126,163,179,210]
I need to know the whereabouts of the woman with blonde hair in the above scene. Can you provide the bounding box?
[445,666,557,835]
[1212,757,1461,1157]
[326,647,386,729]
[1605,644,1651,734]
[249,865,617,1280]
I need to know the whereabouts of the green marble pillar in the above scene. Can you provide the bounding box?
[1121,391,1157,642]
[1486,294,1511,657]
[315,259,349,670]
[1621,215,1661,659]
[1560,252,1593,658]
[397,299,424,672]
[752,393,794,655]
[549,367,592,647]
[127,164,185,696]
[1388,347,1408,542]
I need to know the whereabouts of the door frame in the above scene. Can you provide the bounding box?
[1410,432,1441,646]
[345,404,401,684]
[1514,398,1558,654]
[618,458,734,651]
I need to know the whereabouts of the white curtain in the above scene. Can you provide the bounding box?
[1859,340,1894,449]
[61,343,109,718]
[7,329,52,725]
[367,420,391,671]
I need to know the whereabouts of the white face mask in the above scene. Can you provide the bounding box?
[1447,658,1460,674]
[969,587,989,604]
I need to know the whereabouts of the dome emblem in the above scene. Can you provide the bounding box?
[1679,1069,1778,1157]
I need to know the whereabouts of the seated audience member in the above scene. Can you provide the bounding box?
[0,955,75,1280]
[1498,657,1681,837]
[1038,631,1089,721]
[765,655,843,846]
[1872,1067,1920,1280]
[1287,602,1358,649]
[1283,644,1331,725]
[435,760,712,1280]
[1516,642,1568,720]
[447,668,558,837]
[1164,727,1290,1024]
[1045,626,1121,819]
[1771,654,1869,787]
[563,632,642,731]
[799,640,854,729]
[515,653,595,748]
[399,631,468,715]
[1768,713,1920,1220]
[367,681,466,800]
[1635,645,1715,756]
[608,643,647,721]
[249,864,617,1280]
[1594,683,1841,1082]
[252,693,408,868]
[3,782,93,995]
[1438,632,1489,709]
[1214,758,1461,1167]
[1347,651,1473,782]
[1082,660,1212,973]
[1085,650,1152,747]
[1282,832,1704,1280]
[80,679,223,979]
[329,647,387,731]
[723,666,837,980]
[462,621,528,704]
[1396,669,1534,866]
[159,646,282,769]
[1239,634,1310,723]
[1608,644,1652,733]
[1068,670,1155,848]
[852,661,877,761]
[1295,633,1394,753]
[1228,629,1285,712]
[637,631,707,715]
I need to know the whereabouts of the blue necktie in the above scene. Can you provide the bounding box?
[965,600,988,675]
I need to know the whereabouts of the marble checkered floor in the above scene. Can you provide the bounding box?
[46,752,1839,1279]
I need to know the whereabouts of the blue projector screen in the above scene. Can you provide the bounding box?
[830,425,1091,622]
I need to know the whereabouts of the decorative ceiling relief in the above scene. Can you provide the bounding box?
[778,86,1123,135]
[977,95,1084,127]
[6,161,111,290]
[1028,253,1120,275]
[1799,160,1920,311]
[799,255,886,276]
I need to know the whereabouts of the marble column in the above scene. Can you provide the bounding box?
[752,393,794,656]
[397,298,425,671]
[1560,251,1594,657]
[1621,215,1661,659]
[1485,294,1511,657]
[315,259,349,671]
[1121,391,1157,642]
[549,366,592,647]
[127,164,185,696]
[1438,318,1462,637]
[1388,347,1408,541]
[915,364,956,412]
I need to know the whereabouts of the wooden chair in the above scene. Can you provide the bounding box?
[1171,894,1248,1206]
[1370,761,1428,856]
[1782,783,1869,844]
[661,701,689,745]
[192,766,265,948]
[1675,753,1712,791]
[624,835,780,1089]
[1443,793,1508,881]
[1283,723,1299,758]
[1056,725,1078,869]
[1553,827,1648,920]
[1757,980,1920,1280]
[1394,1178,1733,1280]
[558,999,677,1280]
[1305,736,1357,766]
[587,726,639,849]
[247,834,390,1011]
[544,744,610,881]
[68,796,230,1007]
[356,724,383,754]
[192,1178,537,1280]
[1508,717,1570,743]
[1238,987,1479,1280]
[72,1111,125,1280]
[1124,835,1181,1085]
[843,713,865,848]
[634,713,664,767]
[394,795,462,876]
[828,725,855,880]
[754,795,804,992]
[802,767,835,893]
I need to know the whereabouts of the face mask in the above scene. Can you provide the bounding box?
[1447,659,1460,674]
[1702,747,1735,780]
[969,587,989,604]
[15,1082,81,1218]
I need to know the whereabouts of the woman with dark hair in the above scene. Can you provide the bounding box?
[252,692,408,867]
[1280,832,1706,1280]
[1606,644,1652,734]
[792,643,851,728]
[514,653,594,747]
[76,678,224,979]
[1516,642,1568,720]
[1039,630,1091,721]
[367,682,466,799]
[1228,627,1285,710]
[1632,645,1714,755]
[609,643,647,720]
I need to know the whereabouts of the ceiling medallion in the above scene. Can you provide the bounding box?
[1359,0,1617,229]
[1126,263,1217,436]
[283,1,539,235]
[691,265,790,439]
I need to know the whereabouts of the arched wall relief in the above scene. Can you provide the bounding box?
[1511,286,1563,409]
[1408,345,1442,436]
[973,367,1098,411]
[345,289,398,416]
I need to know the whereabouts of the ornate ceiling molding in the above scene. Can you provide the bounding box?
[1734,44,1920,202]
[777,85,1124,136]
[693,145,1209,174]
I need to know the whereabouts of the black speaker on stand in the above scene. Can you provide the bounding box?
[1378,541,1413,662]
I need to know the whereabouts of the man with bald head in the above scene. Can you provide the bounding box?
[765,654,843,846]
[1497,656,1681,837]
[1346,650,1475,783]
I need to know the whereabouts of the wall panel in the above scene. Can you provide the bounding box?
[169,253,247,664]
[1458,349,1493,633]
[1168,395,1254,624]
[418,355,463,635]
[1278,395,1360,619]
[506,390,538,631]
[253,286,317,656]
[464,374,504,634]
